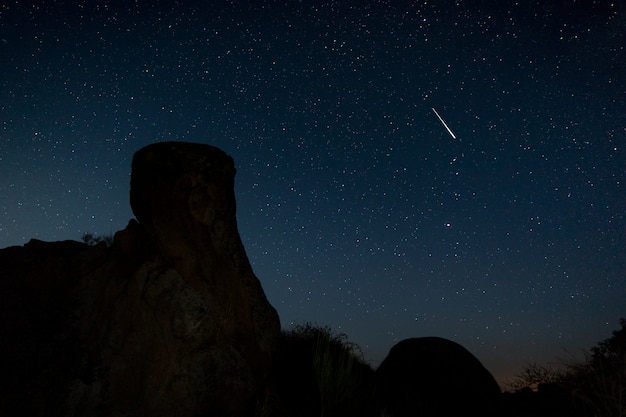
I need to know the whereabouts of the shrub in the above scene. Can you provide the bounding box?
[81,232,114,247]
[565,318,626,417]
[509,362,564,392]
[512,318,626,417]
[310,325,360,416]
[273,323,378,417]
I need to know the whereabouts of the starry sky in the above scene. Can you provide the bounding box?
[1,1,624,386]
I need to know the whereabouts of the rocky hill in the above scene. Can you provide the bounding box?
[0,142,280,416]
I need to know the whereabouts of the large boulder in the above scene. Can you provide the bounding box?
[376,337,501,417]
[0,142,280,417]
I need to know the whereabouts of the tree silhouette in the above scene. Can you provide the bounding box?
[81,232,114,247]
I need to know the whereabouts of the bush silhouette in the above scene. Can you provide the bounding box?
[566,318,625,417]
[272,323,379,417]
[81,232,114,246]
[511,318,626,417]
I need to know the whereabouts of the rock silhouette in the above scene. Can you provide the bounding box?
[376,337,502,417]
[0,142,280,417]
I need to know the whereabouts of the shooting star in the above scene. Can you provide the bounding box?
[431,107,457,139]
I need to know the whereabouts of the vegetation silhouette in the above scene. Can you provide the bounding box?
[509,318,625,417]
[271,323,381,417]
[81,232,114,247]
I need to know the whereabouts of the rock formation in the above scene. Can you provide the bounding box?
[0,142,280,417]
[375,337,501,417]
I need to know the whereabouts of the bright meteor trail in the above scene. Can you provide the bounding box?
[431,107,457,139]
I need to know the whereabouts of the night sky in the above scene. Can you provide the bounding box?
[1,1,624,386]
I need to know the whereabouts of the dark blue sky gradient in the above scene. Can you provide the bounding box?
[1,1,624,385]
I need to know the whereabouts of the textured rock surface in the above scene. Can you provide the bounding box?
[0,142,280,417]
[376,337,501,417]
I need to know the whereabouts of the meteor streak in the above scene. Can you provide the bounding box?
[431,107,457,139]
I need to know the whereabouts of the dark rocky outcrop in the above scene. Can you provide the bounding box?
[376,337,501,417]
[0,142,280,417]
